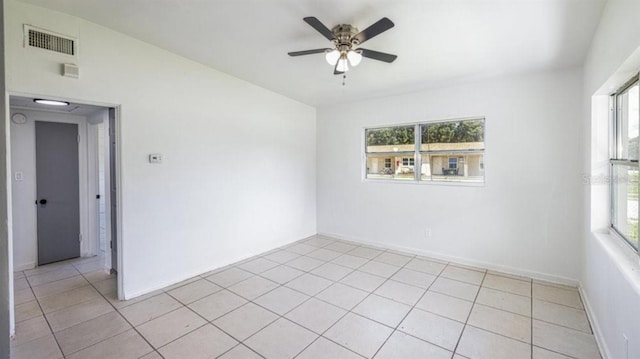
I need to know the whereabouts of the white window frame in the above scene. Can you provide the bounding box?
[610,74,640,254]
[363,117,485,185]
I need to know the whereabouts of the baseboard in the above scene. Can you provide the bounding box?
[122,234,316,300]
[318,231,580,287]
[578,284,611,359]
[14,261,36,272]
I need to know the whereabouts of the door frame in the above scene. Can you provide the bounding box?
[6,92,125,337]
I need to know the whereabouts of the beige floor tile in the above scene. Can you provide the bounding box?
[533,299,591,333]
[228,276,279,300]
[331,254,369,269]
[316,283,369,310]
[214,302,279,340]
[31,275,89,298]
[39,285,101,313]
[162,276,201,292]
[441,265,486,285]
[159,324,238,359]
[262,249,300,264]
[46,297,114,332]
[533,320,600,358]
[359,261,399,278]
[456,325,531,359]
[137,307,206,348]
[374,280,425,306]
[533,283,584,309]
[10,315,51,347]
[533,279,578,291]
[13,277,30,291]
[376,331,453,359]
[10,333,62,359]
[54,311,131,356]
[65,329,153,359]
[285,243,317,255]
[430,277,480,301]
[404,258,446,275]
[205,267,254,287]
[311,262,353,281]
[286,298,347,334]
[468,304,531,343]
[73,260,105,274]
[416,290,473,323]
[167,279,221,304]
[533,346,574,358]
[476,287,531,316]
[373,252,413,266]
[324,313,393,358]
[260,265,304,284]
[353,294,410,328]
[340,271,386,292]
[24,262,71,277]
[14,288,35,305]
[245,318,317,358]
[285,255,325,271]
[105,289,163,310]
[254,286,309,315]
[304,236,335,248]
[307,248,343,261]
[297,337,363,359]
[28,266,79,286]
[324,241,358,254]
[487,270,532,282]
[140,351,164,359]
[398,308,464,351]
[83,270,116,284]
[391,268,436,289]
[218,344,262,358]
[348,246,384,259]
[118,293,182,326]
[188,289,247,321]
[483,274,532,297]
[93,278,117,295]
[15,301,43,323]
[238,257,280,274]
[285,273,333,296]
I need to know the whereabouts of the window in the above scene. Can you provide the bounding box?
[364,118,485,183]
[611,76,640,251]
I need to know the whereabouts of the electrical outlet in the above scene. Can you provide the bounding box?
[425,228,432,238]
[148,153,163,164]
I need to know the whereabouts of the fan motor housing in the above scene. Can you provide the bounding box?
[332,24,359,45]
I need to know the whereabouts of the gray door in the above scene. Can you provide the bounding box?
[109,109,118,272]
[36,121,80,265]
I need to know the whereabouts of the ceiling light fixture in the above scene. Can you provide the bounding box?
[33,99,70,106]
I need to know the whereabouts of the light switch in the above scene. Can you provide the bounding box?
[149,154,163,164]
[14,172,23,181]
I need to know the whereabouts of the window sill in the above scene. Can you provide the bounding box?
[362,178,485,187]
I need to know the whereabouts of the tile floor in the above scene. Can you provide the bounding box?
[10,236,602,359]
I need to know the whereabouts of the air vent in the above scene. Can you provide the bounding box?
[24,25,76,57]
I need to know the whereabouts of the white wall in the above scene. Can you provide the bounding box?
[581,0,640,358]
[317,68,584,282]
[5,0,316,298]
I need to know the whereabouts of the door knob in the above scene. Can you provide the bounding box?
[39,199,47,205]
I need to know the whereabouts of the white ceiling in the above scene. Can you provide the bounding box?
[18,0,605,106]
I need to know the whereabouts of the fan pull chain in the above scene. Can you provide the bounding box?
[342,74,346,86]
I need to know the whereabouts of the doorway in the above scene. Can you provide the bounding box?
[8,96,120,276]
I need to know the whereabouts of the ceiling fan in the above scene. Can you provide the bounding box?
[288,17,398,76]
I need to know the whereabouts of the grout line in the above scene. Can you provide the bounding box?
[451,268,487,356]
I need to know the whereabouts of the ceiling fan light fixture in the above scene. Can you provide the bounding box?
[336,56,349,72]
[347,50,362,67]
[325,49,340,65]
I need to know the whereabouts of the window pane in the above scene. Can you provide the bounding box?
[618,83,639,160]
[612,164,639,249]
[366,155,414,180]
[421,119,485,151]
[421,153,484,183]
[366,126,415,153]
